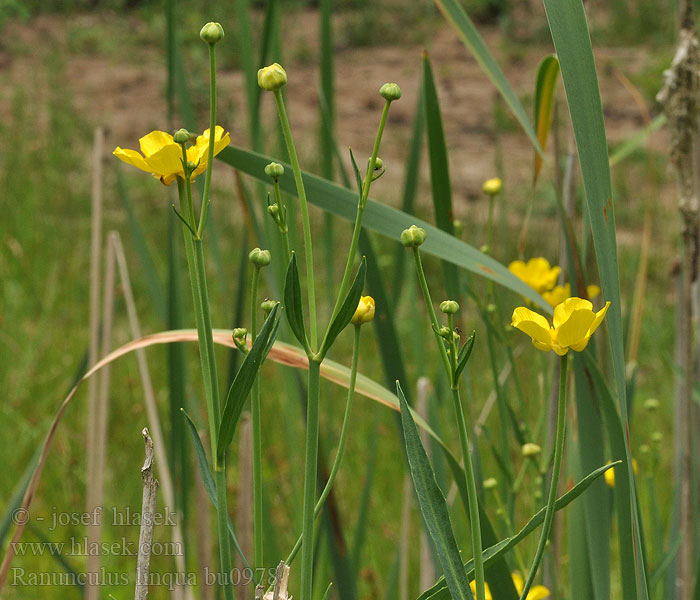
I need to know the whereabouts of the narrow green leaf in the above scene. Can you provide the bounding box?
[181,408,251,572]
[533,55,560,184]
[348,148,363,194]
[417,461,620,600]
[454,332,476,381]
[284,253,308,350]
[217,304,281,462]
[320,258,367,357]
[609,114,666,167]
[434,0,543,155]
[217,146,550,311]
[397,381,474,600]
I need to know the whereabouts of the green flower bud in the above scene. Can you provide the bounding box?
[186,161,198,174]
[453,219,463,237]
[400,225,426,248]
[379,82,402,102]
[486,303,496,314]
[651,431,663,444]
[268,204,280,219]
[534,490,543,501]
[173,128,191,144]
[438,326,452,340]
[369,157,384,170]
[261,299,278,314]
[521,443,542,458]
[249,247,271,268]
[480,244,491,255]
[232,328,247,340]
[258,63,287,91]
[439,300,460,314]
[483,477,498,490]
[644,398,659,412]
[200,22,224,45]
[639,444,650,455]
[265,162,285,178]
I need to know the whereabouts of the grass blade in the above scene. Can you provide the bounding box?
[397,381,474,600]
[533,55,560,185]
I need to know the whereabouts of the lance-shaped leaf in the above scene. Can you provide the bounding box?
[319,257,367,358]
[284,254,308,351]
[454,331,476,381]
[217,304,281,462]
[533,55,560,185]
[397,381,474,600]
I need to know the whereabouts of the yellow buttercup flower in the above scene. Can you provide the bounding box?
[604,458,638,488]
[512,573,551,599]
[542,283,601,308]
[113,126,230,186]
[351,296,375,325]
[511,297,611,356]
[508,258,560,295]
[482,177,502,196]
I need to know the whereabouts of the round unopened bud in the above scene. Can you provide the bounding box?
[265,162,285,178]
[258,63,287,91]
[644,398,659,412]
[261,299,277,314]
[453,220,463,237]
[351,295,375,325]
[480,244,491,255]
[400,225,426,248]
[483,477,498,490]
[186,161,197,173]
[534,490,543,501]
[482,177,502,196]
[268,204,280,218]
[639,444,650,455]
[369,157,384,170]
[486,303,496,314]
[651,431,663,444]
[173,128,191,144]
[440,300,460,314]
[232,328,247,340]
[438,326,452,340]
[379,82,402,102]
[521,443,542,458]
[249,248,271,268]
[200,22,224,45]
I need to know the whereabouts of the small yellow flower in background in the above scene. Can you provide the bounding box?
[258,62,288,91]
[542,283,601,308]
[482,177,502,196]
[512,573,551,599]
[351,296,375,325]
[511,297,611,355]
[604,458,638,488]
[113,127,230,186]
[508,258,560,295]
[470,580,493,600]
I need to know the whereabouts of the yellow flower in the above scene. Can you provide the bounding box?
[470,580,492,600]
[508,258,560,295]
[511,297,611,355]
[482,177,502,196]
[512,573,551,599]
[542,283,601,308]
[604,458,638,488]
[113,127,230,186]
[351,296,375,325]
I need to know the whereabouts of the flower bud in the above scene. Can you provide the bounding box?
[261,299,278,315]
[651,431,663,444]
[400,225,426,248]
[480,244,491,255]
[265,162,285,178]
[379,82,402,102]
[438,326,452,340]
[373,157,384,170]
[233,328,247,341]
[249,247,271,268]
[521,443,542,458]
[482,177,502,196]
[486,303,496,314]
[483,477,498,490]
[200,22,225,45]
[258,63,287,91]
[453,219,463,237]
[268,204,280,220]
[173,128,191,144]
[644,398,659,412]
[439,300,460,314]
[351,295,375,325]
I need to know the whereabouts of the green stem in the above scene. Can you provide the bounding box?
[451,386,485,600]
[328,100,391,323]
[272,178,291,264]
[176,178,233,600]
[411,248,451,377]
[519,354,568,600]
[492,489,528,575]
[285,325,361,567]
[300,358,322,600]
[197,43,218,238]
[273,89,317,350]
[250,267,264,573]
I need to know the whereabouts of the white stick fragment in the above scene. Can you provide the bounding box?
[135,428,159,600]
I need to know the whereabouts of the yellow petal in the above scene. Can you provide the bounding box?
[139,130,175,157]
[144,143,183,178]
[193,127,230,163]
[556,308,596,348]
[113,147,151,173]
[587,301,611,336]
[553,297,592,328]
[550,342,569,356]
[568,336,591,352]
[587,284,601,299]
[527,585,551,599]
[542,284,570,308]
[470,580,492,600]
[512,307,553,350]
[512,573,524,594]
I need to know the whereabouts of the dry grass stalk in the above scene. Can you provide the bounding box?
[135,428,159,600]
